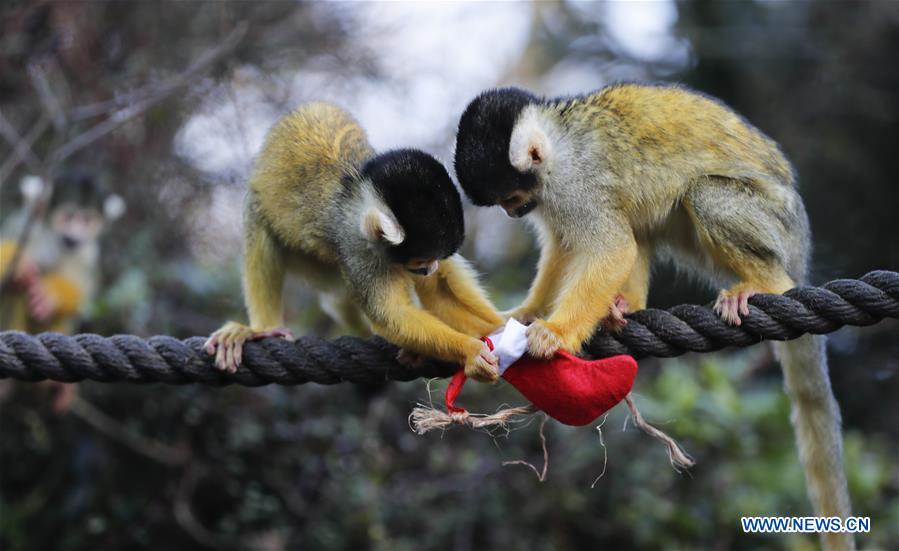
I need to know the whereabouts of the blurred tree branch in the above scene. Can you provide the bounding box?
[69,395,190,467]
[174,464,238,550]
[0,20,249,188]
[0,21,248,290]
[0,113,49,185]
[0,111,47,178]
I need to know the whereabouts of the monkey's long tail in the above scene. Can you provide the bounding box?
[774,335,854,551]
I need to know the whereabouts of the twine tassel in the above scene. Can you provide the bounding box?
[409,404,537,434]
[624,394,695,471]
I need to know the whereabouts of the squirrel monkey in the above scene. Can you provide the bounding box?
[205,103,503,381]
[1,170,125,334]
[454,84,852,549]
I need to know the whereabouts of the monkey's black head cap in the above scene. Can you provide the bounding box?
[364,149,464,264]
[454,87,540,207]
[51,167,107,210]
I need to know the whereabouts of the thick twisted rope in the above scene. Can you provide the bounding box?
[1,271,896,386]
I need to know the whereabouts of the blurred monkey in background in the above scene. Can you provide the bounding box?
[1,169,125,334]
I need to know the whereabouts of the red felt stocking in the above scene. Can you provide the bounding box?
[411,319,693,471]
[502,351,637,426]
[443,335,637,426]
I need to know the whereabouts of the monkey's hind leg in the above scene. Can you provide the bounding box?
[603,242,651,331]
[683,177,797,326]
[320,290,372,337]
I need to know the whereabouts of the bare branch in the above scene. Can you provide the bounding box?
[48,98,153,167]
[28,63,68,131]
[69,395,190,467]
[174,465,237,550]
[0,110,46,179]
[49,22,247,166]
[0,113,49,188]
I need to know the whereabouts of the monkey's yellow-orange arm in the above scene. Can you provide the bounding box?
[40,273,83,317]
[368,276,484,366]
[0,239,20,273]
[415,256,503,337]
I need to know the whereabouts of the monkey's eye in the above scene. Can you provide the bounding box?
[406,258,439,276]
[501,193,526,210]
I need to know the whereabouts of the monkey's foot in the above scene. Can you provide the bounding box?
[713,286,759,327]
[464,341,499,383]
[526,319,564,359]
[601,294,630,332]
[204,323,295,373]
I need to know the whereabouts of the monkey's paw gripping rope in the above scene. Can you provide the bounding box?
[0,271,896,385]
[586,270,898,360]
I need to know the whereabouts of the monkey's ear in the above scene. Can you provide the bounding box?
[509,116,552,173]
[103,194,126,221]
[360,207,405,245]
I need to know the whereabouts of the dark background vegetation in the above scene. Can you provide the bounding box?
[1,2,897,549]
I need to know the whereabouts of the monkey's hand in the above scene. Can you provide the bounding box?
[26,280,58,322]
[204,322,295,373]
[600,294,630,332]
[464,341,499,383]
[526,319,564,359]
[503,307,539,325]
[13,257,41,289]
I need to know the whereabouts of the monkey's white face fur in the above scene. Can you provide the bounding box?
[507,105,597,246]
[508,105,584,206]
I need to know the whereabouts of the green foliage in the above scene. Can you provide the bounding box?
[2,348,897,549]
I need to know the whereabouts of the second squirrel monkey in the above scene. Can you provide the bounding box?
[206,103,503,381]
[1,170,125,334]
[453,84,852,549]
